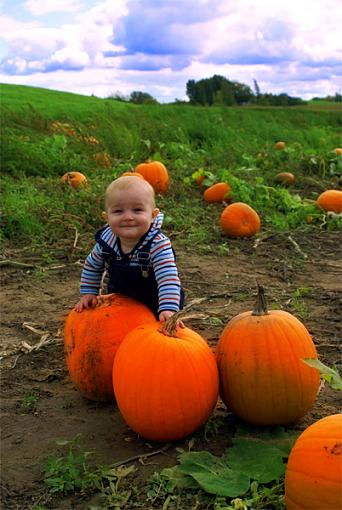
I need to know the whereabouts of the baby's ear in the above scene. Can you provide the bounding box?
[152,208,160,219]
[102,211,108,221]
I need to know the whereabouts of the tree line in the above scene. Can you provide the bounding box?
[108,74,341,106]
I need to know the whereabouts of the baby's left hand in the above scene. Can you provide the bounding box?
[159,310,184,329]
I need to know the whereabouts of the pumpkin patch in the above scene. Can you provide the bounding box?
[1,84,341,510]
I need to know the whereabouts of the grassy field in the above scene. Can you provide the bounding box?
[1,83,341,254]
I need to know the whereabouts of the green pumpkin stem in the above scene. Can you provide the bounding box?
[252,282,269,316]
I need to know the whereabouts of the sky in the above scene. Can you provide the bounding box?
[0,0,341,103]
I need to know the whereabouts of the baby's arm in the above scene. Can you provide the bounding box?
[76,243,105,312]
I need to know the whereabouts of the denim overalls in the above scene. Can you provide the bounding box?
[95,226,184,318]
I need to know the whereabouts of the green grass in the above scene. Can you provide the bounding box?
[1,84,341,251]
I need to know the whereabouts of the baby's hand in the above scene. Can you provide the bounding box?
[159,310,184,329]
[74,294,98,312]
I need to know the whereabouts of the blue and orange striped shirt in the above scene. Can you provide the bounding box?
[80,212,182,313]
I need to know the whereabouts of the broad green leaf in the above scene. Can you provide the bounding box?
[224,438,287,483]
[160,466,198,490]
[302,358,342,390]
[177,451,250,497]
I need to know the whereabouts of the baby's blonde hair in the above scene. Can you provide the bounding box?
[104,175,156,209]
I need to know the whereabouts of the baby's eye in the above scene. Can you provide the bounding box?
[113,209,122,214]
[133,208,143,212]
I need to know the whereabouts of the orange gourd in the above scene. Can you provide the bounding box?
[275,141,286,150]
[316,189,342,213]
[61,171,88,190]
[274,172,296,185]
[285,414,342,510]
[134,161,169,193]
[203,182,231,203]
[113,318,219,442]
[64,294,156,402]
[220,202,260,238]
[216,284,320,426]
[334,148,342,156]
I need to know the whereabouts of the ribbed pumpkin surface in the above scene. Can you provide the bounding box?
[285,414,342,510]
[64,294,156,402]
[134,161,169,193]
[216,309,320,425]
[113,322,219,441]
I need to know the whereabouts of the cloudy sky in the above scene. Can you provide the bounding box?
[0,0,341,102]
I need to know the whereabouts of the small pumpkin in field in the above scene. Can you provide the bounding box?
[285,414,342,510]
[275,141,286,150]
[334,148,342,156]
[216,284,320,426]
[134,161,169,193]
[64,294,156,402]
[203,182,231,203]
[274,172,296,186]
[113,317,219,442]
[316,189,342,213]
[61,171,88,190]
[220,202,260,238]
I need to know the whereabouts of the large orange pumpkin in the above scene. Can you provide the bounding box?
[64,294,156,402]
[203,182,231,203]
[61,171,88,190]
[134,161,169,193]
[274,172,296,185]
[216,284,320,425]
[220,202,260,237]
[113,318,219,442]
[285,414,342,510]
[316,189,342,213]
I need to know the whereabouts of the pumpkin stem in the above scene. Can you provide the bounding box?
[252,282,269,316]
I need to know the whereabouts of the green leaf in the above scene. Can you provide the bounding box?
[302,358,342,390]
[177,451,250,497]
[224,437,287,483]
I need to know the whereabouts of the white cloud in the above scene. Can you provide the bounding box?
[24,0,84,16]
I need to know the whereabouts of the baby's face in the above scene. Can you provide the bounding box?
[104,184,158,243]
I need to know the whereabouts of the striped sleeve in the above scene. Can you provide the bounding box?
[150,235,182,313]
[79,242,105,295]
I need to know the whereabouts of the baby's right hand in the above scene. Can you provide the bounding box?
[74,294,98,312]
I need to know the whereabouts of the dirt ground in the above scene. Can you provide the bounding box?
[1,230,341,510]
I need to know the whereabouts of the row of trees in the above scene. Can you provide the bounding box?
[186,75,305,106]
[108,75,340,106]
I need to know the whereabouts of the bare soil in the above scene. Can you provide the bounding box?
[1,231,341,510]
